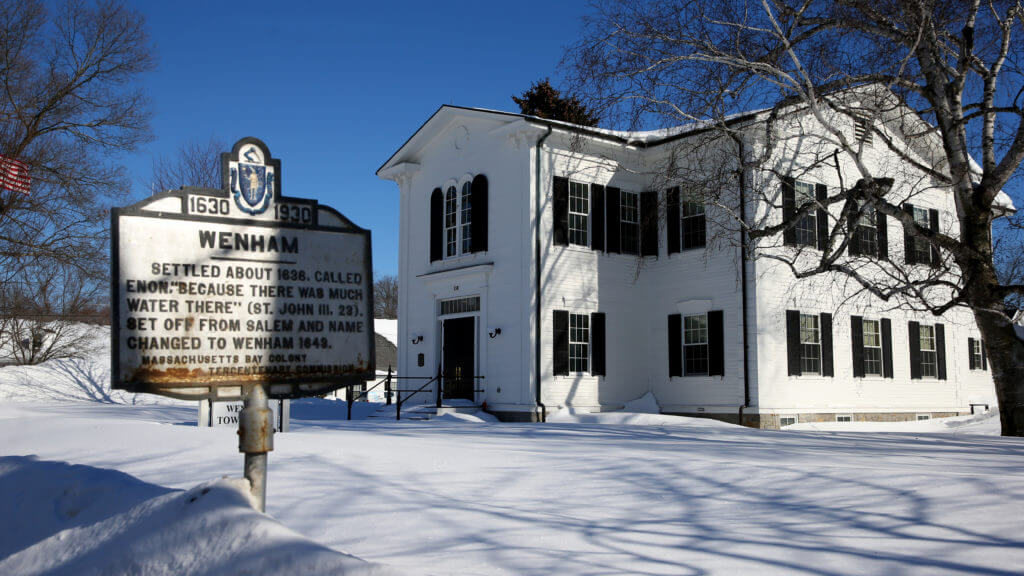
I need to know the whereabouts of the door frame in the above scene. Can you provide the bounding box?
[436,297,480,402]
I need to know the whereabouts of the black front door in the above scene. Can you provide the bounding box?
[442,317,475,400]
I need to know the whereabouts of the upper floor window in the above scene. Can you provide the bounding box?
[569,181,589,247]
[681,194,706,250]
[429,175,487,263]
[460,182,472,254]
[794,181,818,247]
[854,203,877,255]
[910,206,932,263]
[620,191,639,255]
[443,183,473,258]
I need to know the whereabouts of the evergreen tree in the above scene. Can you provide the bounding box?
[512,79,599,126]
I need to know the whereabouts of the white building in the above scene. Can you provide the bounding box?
[377,100,1010,426]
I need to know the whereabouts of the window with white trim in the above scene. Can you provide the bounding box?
[779,416,797,427]
[855,202,878,255]
[681,191,706,250]
[800,313,821,374]
[569,313,590,373]
[862,318,883,376]
[620,191,639,255]
[568,181,589,247]
[919,324,937,378]
[970,339,984,370]
[911,206,932,263]
[683,313,709,375]
[836,414,853,422]
[444,183,473,258]
[794,180,817,247]
[916,414,931,421]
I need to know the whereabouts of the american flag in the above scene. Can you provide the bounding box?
[0,153,31,194]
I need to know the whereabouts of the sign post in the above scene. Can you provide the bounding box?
[112,138,374,512]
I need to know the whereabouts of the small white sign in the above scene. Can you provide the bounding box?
[199,399,289,431]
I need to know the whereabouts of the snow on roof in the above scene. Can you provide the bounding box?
[374,319,398,347]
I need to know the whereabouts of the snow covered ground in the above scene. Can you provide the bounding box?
[2,343,1024,574]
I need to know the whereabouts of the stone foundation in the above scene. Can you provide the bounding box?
[665,411,964,430]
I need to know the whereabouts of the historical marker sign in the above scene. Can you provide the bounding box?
[112,138,374,400]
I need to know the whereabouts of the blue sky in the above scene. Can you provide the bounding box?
[123,1,593,277]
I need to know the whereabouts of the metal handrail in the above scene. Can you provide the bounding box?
[395,372,441,421]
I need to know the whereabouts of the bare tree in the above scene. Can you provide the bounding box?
[0,0,154,363]
[374,275,398,319]
[151,138,223,193]
[566,1,1024,435]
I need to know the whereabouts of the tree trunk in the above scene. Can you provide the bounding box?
[974,309,1024,436]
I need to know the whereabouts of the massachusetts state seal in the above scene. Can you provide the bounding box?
[230,145,274,215]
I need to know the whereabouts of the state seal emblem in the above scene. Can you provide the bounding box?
[230,145,275,215]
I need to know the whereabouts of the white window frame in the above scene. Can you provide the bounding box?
[916,414,931,421]
[970,339,984,370]
[682,313,709,376]
[855,202,878,255]
[794,180,818,247]
[568,313,590,373]
[568,181,590,247]
[680,190,707,250]
[919,324,937,378]
[911,206,933,264]
[799,313,822,375]
[443,182,473,259]
[620,190,639,255]
[836,414,853,423]
[862,318,883,376]
[779,416,797,427]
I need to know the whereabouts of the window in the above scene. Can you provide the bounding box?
[862,319,883,376]
[444,183,473,258]
[911,206,932,263]
[439,296,480,316]
[836,414,853,423]
[683,314,709,375]
[779,416,797,427]
[794,181,817,247]
[681,193,706,249]
[620,191,639,255]
[569,313,590,373]
[916,414,931,421]
[568,181,589,246]
[460,182,472,254]
[800,313,821,374]
[970,339,984,370]
[919,324,937,378]
[853,112,873,146]
[854,202,878,256]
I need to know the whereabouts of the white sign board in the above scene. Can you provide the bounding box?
[199,399,289,431]
[112,138,374,400]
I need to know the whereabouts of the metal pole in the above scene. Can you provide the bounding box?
[385,366,392,405]
[239,384,273,513]
[436,364,443,409]
[396,390,401,421]
[346,385,353,420]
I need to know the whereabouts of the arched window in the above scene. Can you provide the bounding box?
[444,186,458,257]
[460,181,473,254]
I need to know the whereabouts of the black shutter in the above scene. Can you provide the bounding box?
[666,187,680,255]
[641,191,658,257]
[820,312,834,377]
[929,209,941,268]
[981,339,988,370]
[881,318,894,378]
[782,176,797,246]
[903,204,916,264]
[430,187,443,262]
[552,177,569,246]
[909,321,922,379]
[851,315,865,378]
[707,310,724,376]
[591,312,606,376]
[786,310,802,376]
[668,313,682,377]
[936,323,947,380]
[968,337,977,370]
[606,186,621,253]
[591,184,605,251]
[816,183,829,251]
[553,310,569,376]
[471,174,488,253]
[876,210,888,260]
